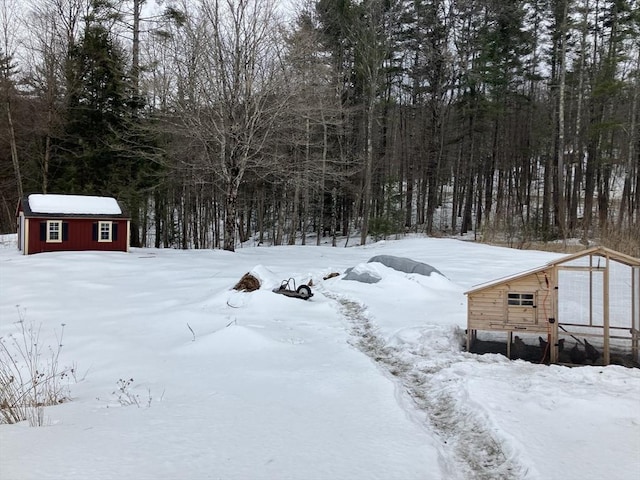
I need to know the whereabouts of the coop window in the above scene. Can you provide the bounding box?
[98,221,112,242]
[46,220,62,243]
[508,293,535,306]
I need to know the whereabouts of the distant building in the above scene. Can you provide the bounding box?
[16,194,130,255]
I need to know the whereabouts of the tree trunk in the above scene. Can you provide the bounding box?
[360,93,375,245]
[224,180,239,251]
[618,49,639,229]
[555,0,568,241]
[6,101,22,201]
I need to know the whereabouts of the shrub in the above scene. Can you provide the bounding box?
[112,378,155,408]
[0,311,71,426]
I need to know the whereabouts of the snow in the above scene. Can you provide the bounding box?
[27,194,122,215]
[1,235,639,480]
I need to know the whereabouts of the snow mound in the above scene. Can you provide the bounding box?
[343,255,446,284]
[249,264,311,292]
[248,264,279,290]
[183,325,280,355]
[343,262,384,283]
[368,255,444,277]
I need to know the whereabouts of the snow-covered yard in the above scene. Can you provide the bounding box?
[1,235,639,479]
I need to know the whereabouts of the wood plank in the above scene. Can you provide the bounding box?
[469,291,505,300]
[556,265,606,272]
[470,298,504,306]
[470,308,504,316]
[470,302,505,310]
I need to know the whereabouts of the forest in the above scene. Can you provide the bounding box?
[1,0,638,255]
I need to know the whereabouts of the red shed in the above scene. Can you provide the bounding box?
[16,194,130,255]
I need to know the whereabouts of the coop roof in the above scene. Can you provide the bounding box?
[464,265,552,295]
[546,246,640,268]
[20,194,129,218]
[465,246,640,295]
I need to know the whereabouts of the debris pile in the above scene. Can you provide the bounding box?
[233,273,261,292]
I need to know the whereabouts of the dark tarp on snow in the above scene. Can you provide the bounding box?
[343,255,444,283]
[368,255,444,277]
[342,267,382,283]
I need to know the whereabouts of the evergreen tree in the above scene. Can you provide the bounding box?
[48,2,158,247]
[53,18,128,193]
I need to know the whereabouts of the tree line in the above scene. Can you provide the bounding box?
[1,0,638,255]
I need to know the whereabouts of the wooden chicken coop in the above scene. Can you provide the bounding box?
[465,247,640,365]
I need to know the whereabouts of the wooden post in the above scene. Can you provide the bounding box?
[632,267,639,363]
[507,331,512,359]
[467,329,477,352]
[589,255,594,326]
[467,300,472,352]
[603,254,610,365]
[550,268,558,363]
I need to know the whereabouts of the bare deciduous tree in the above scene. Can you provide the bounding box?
[1,0,22,200]
[173,0,290,251]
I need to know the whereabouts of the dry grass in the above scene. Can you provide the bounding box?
[0,312,71,426]
[598,227,640,258]
[501,241,586,254]
[482,227,639,259]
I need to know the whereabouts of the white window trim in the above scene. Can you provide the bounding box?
[46,220,62,243]
[98,221,112,242]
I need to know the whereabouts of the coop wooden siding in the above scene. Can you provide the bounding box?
[26,218,129,255]
[468,289,506,328]
[467,271,556,330]
[503,275,546,291]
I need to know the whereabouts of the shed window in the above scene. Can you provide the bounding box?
[508,293,535,306]
[98,221,112,242]
[47,220,62,243]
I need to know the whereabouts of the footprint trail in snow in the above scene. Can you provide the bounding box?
[320,287,527,480]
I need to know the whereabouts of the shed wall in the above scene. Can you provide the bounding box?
[26,218,129,254]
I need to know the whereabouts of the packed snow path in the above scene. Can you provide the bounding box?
[320,287,527,480]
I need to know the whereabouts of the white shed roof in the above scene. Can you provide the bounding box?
[28,194,122,215]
